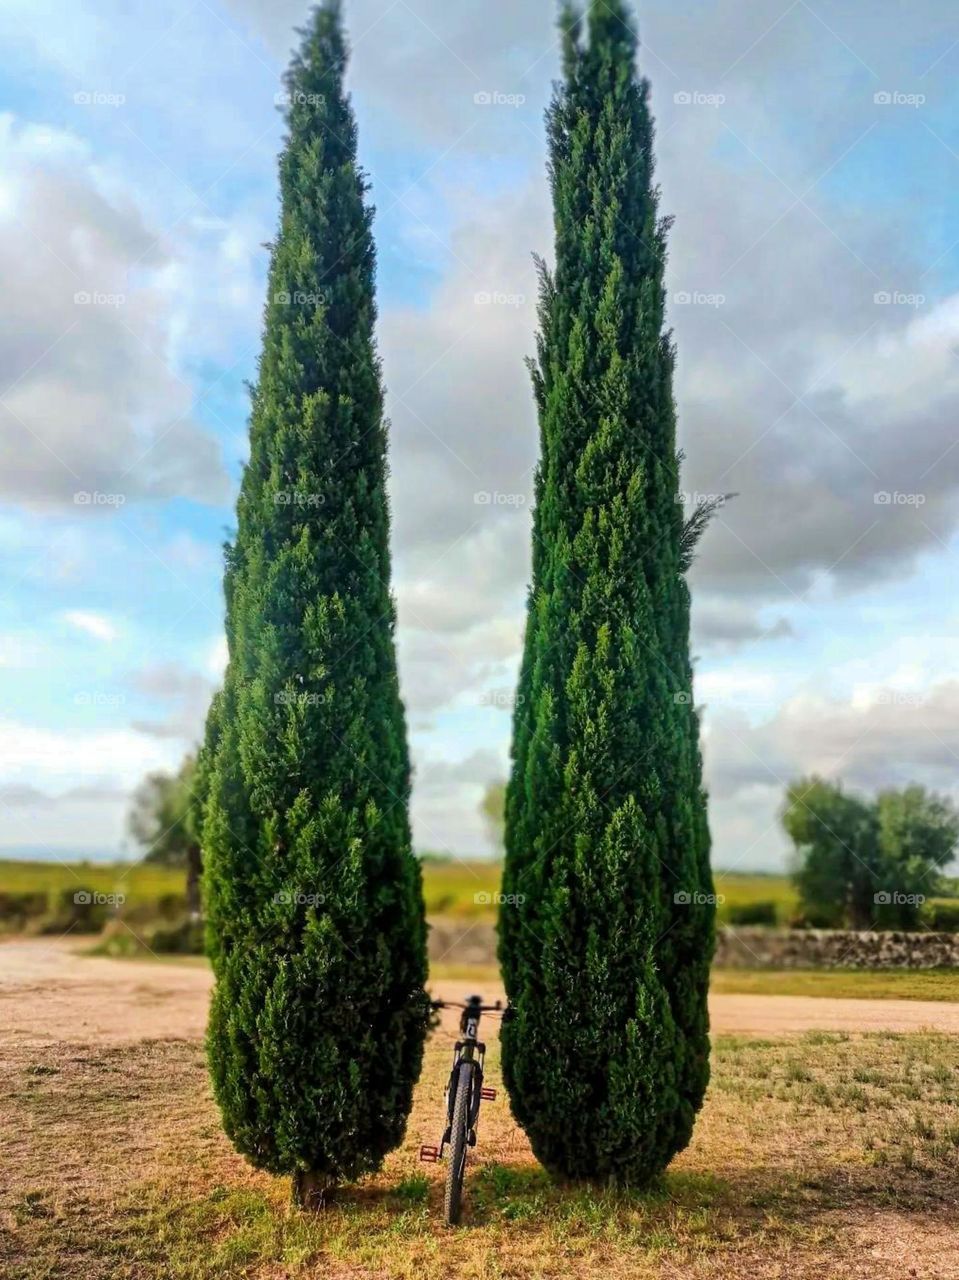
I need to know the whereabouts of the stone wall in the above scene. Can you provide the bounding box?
[428,918,959,970]
[714,927,959,970]
[428,918,498,966]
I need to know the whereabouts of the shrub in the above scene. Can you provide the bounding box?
[151,918,205,954]
[923,901,959,933]
[727,901,778,926]
[0,891,48,929]
[40,887,111,934]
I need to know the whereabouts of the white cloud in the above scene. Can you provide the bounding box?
[0,718,177,793]
[0,114,230,511]
[205,634,229,680]
[62,610,117,643]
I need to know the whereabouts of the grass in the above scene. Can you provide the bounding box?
[710,967,959,1002]
[5,1020,959,1279]
[428,963,959,1003]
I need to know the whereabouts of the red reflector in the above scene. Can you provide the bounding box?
[419,1145,439,1162]
[480,1087,497,1100]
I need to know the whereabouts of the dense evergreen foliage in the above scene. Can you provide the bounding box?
[203,1,428,1204]
[499,0,714,1185]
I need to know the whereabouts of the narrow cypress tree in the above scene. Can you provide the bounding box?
[203,0,428,1206]
[499,0,714,1185]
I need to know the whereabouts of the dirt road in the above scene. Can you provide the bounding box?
[3,936,959,1045]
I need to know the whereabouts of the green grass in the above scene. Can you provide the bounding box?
[429,963,959,1003]
[711,968,959,1002]
[419,857,503,918]
[711,871,798,922]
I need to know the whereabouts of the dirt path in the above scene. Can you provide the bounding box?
[3,936,959,1045]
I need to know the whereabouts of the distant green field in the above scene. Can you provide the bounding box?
[0,857,799,923]
[424,863,802,923]
[0,859,184,904]
[1,858,953,930]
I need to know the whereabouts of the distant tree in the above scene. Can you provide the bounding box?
[479,780,506,851]
[783,778,881,928]
[876,785,959,927]
[128,755,202,915]
[784,778,959,930]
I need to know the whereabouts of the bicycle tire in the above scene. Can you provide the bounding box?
[444,1060,472,1226]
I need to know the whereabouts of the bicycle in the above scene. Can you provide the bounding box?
[419,995,503,1225]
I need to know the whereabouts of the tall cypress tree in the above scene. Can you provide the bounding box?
[203,0,428,1207]
[499,0,714,1185]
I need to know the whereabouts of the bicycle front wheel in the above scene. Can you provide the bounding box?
[444,1060,472,1225]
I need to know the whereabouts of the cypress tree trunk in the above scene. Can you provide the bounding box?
[499,0,714,1186]
[203,0,429,1199]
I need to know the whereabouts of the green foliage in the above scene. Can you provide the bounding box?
[479,780,506,850]
[129,753,204,914]
[923,900,959,933]
[784,778,881,929]
[203,2,428,1191]
[0,890,48,928]
[784,778,959,929]
[128,757,197,868]
[40,886,112,934]
[876,785,959,927]
[726,900,778,927]
[499,0,714,1185]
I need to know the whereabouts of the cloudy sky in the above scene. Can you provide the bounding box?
[0,0,957,869]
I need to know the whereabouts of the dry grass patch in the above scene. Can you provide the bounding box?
[3,1029,959,1279]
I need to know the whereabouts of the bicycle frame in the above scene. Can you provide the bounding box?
[444,997,487,1146]
[420,995,498,1162]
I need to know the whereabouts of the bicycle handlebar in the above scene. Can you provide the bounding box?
[431,998,503,1012]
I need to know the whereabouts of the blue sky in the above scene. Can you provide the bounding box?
[1,0,958,867]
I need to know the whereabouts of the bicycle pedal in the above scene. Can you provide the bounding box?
[419,1145,440,1163]
[480,1087,497,1100]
